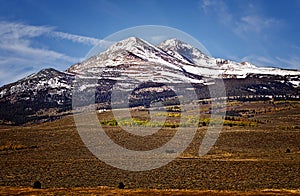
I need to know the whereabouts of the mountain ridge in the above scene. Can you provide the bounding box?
[0,37,299,125]
[69,37,300,78]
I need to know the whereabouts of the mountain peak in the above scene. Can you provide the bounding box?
[124,36,145,43]
[158,38,206,64]
[69,36,300,77]
[29,68,66,79]
[159,38,186,47]
[115,36,145,45]
[106,37,155,53]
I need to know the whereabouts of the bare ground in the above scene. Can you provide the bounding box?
[0,101,300,194]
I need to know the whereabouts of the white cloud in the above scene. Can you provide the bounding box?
[0,21,54,40]
[0,69,33,87]
[198,0,289,70]
[199,1,282,38]
[290,45,300,51]
[276,56,300,70]
[0,21,107,86]
[237,54,300,70]
[241,55,279,67]
[200,0,215,10]
[0,21,103,46]
[199,0,232,24]
[51,31,105,45]
[0,42,78,62]
[234,15,282,37]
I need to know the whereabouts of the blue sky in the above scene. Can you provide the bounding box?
[0,0,300,86]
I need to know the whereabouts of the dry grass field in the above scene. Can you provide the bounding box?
[1,186,300,195]
[0,100,300,195]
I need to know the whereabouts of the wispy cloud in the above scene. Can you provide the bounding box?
[241,55,279,67]
[51,31,104,45]
[0,21,104,45]
[199,0,232,24]
[276,56,300,70]
[239,54,300,70]
[198,0,289,68]
[0,21,54,40]
[290,44,300,51]
[199,0,283,38]
[234,15,282,38]
[0,21,106,86]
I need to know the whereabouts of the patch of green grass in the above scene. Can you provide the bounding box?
[100,114,258,128]
[100,118,180,128]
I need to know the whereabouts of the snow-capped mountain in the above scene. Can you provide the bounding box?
[1,68,72,97]
[70,37,300,80]
[0,68,74,124]
[158,38,300,79]
[158,38,208,65]
[0,37,299,124]
[69,37,184,73]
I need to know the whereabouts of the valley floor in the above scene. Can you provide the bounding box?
[0,100,300,193]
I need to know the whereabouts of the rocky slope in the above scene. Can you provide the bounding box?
[0,37,299,124]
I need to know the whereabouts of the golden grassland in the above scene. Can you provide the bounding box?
[0,186,300,195]
[0,100,300,194]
